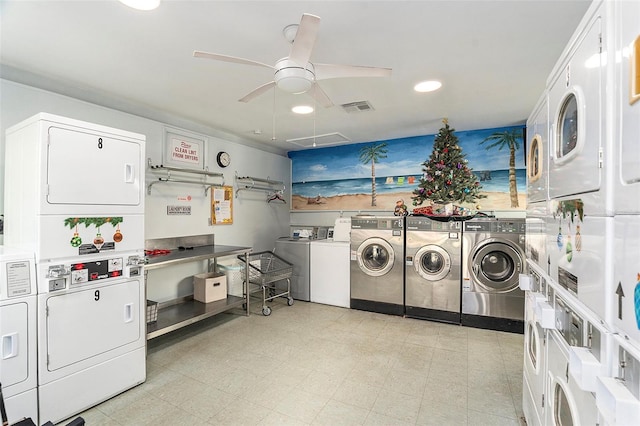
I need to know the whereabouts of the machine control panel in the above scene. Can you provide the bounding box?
[352,218,404,230]
[70,257,123,284]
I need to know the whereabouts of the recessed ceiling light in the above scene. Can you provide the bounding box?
[414,80,442,93]
[119,0,160,11]
[292,105,314,114]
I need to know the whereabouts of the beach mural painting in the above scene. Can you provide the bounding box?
[289,124,526,212]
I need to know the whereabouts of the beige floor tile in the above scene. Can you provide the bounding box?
[332,378,381,410]
[312,399,370,426]
[371,388,422,424]
[80,301,524,426]
[274,389,330,423]
[467,409,522,426]
[210,398,272,425]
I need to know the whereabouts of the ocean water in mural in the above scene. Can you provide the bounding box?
[293,169,526,198]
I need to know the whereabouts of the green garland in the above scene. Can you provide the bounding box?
[64,217,123,229]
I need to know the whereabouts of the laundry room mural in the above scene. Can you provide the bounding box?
[289,123,526,212]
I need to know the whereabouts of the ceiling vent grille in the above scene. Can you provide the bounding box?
[286,132,351,148]
[341,101,374,113]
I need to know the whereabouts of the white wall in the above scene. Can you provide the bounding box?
[0,79,291,301]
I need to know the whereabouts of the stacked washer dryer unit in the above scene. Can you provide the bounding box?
[4,113,147,424]
[543,3,621,424]
[350,216,404,316]
[405,216,462,324]
[461,217,526,333]
[520,90,554,426]
[520,1,640,424]
[597,0,640,423]
[0,248,37,424]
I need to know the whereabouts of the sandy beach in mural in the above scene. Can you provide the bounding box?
[292,191,526,211]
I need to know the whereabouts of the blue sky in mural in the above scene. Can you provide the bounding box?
[289,125,525,183]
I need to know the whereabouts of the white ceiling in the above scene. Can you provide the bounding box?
[0,0,591,155]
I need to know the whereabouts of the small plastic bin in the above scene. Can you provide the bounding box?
[218,262,244,297]
[146,300,158,324]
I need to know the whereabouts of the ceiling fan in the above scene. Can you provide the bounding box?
[193,13,392,108]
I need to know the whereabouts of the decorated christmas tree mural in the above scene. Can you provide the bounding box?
[412,119,484,212]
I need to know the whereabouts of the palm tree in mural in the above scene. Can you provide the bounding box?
[480,129,522,208]
[359,142,388,207]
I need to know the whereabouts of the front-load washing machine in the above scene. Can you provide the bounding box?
[596,333,640,425]
[0,247,37,424]
[405,216,462,324]
[461,217,526,333]
[350,216,404,316]
[545,290,613,426]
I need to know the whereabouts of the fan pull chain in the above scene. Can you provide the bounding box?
[312,85,317,147]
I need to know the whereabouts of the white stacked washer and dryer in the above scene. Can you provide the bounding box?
[4,113,147,425]
[0,248,37,424]
[520,1,640,424]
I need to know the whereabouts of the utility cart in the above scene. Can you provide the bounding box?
[238,251,294,316]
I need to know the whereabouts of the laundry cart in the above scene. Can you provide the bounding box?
[238,251,293,316]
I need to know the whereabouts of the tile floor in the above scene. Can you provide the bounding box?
[76,300,525,425]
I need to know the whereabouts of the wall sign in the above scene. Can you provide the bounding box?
[164,126,206,170]
[167,205,192,215]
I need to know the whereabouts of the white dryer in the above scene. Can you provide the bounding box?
[596,333,640,425]
[522,269,551,426]
[0,248,37,424]
[612,215,640,350]
[611,0,640,214]
[547,0,613,216]
[4,113,147,424]
[547,200,614,325]
[526,90,549,204]
[545,290,613,426]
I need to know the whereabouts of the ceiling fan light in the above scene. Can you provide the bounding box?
[292,105,314,114]
[414,80,442,92]
[118,0,160,10]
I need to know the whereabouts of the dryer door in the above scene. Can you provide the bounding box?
[469,239,523,292]
[356,237,395,277]
[414,245,451,281]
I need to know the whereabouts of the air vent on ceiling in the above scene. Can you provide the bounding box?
[286,132,351,148]
[341,101,374,113]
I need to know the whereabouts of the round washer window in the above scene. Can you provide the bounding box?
[557,93,578,158]
[356,237,395,277]
[414,245,451,281]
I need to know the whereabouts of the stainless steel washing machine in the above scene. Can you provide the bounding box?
[405,217,462,324]
[350,216,404,316]
[461,217,526,333]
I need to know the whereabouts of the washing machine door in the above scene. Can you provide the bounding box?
[469,239,523,292]
[414,245,451,281]
[356,237,395,277]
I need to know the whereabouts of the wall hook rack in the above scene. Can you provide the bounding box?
[235,173,286,199]
[147,158,225,195]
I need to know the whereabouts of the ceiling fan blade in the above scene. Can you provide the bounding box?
[193,50,274,69]
[314,63,392,80]
[308,83,334,108]
[239,81,277,103]
[288,13,320,67]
